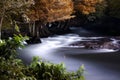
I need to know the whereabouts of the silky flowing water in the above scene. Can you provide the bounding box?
[18,27,120,80]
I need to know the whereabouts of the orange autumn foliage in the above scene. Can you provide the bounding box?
[25,0,74,23]
[74,0,105,15]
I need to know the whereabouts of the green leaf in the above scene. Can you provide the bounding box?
[14,21,20,32]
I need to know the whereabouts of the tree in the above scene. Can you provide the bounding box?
[24,0,74,37]
[25,0,74,23]
[0,0,34,39]
[73,0,106,15]
[73,0,107,21]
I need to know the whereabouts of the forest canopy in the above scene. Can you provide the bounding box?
[73,0,107,15]
[25,0,74,23]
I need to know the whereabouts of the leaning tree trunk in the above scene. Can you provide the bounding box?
[38,24,51,37]
[57,20,70,30]
[63,20,70,30]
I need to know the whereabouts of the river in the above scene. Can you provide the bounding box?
[18,27,120,80]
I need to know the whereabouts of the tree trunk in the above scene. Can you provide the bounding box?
[60,21,65,29]
[64,20,70,30]
[32,22,35,36]
[29,23,32,34]
[57,21,62,28]
[0,17,3,39]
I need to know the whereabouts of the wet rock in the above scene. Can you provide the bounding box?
[101,42,119,50]
[69,37,120,50]
[26,36,41,44]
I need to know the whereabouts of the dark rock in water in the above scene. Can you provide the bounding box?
[101,42,119,50]
[26,36,41,44]
[69,37,120,50]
